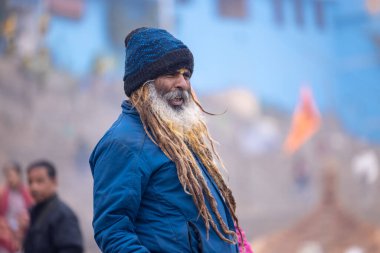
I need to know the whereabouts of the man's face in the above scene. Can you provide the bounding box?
[154,68,191,110]
[28,167,57,203]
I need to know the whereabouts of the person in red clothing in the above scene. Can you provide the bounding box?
[0,161,33,253]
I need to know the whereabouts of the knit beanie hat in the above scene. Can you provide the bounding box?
[123,27,194,97]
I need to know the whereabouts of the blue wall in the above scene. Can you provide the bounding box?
[333,0,380,142]
[45,0,111,77]
[45,0,337,111]
[43,0,380,142]
[175,0,336,111]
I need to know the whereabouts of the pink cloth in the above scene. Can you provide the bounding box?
[237,227,253,253]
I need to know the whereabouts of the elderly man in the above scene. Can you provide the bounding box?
[90,27,250,253]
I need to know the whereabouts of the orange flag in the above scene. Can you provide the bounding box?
[283,86,321,154]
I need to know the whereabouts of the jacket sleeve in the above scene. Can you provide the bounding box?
[90,140,151,253]
[53,211,83,253]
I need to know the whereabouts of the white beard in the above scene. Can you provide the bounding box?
[147,82,203,133]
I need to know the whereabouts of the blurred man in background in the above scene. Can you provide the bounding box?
[0,162,33,253]
[23,160,83,253]
[90,27,253,253]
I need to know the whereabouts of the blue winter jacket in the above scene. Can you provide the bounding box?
[89,100,239,253]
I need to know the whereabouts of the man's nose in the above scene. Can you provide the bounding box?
[174,73,190,90]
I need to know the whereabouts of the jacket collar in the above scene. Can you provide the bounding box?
[35,194,58,209]
[121,100,139,116]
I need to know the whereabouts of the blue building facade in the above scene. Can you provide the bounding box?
[175,0,336,111]
[333,0,380,142]
[45,1,111,77]
[40,0,379,142]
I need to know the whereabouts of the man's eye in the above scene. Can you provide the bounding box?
[183,72,191,79]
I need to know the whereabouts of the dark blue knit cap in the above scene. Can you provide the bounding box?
[123,27,194,97]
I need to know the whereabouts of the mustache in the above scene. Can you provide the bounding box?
[162,89,190,103]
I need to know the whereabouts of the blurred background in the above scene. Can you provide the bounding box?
[0,0,380,252]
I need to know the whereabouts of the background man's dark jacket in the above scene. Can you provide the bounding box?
[23,195,83,253]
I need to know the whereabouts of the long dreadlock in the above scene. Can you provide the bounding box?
[130,81,243,245]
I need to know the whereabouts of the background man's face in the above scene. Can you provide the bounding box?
[28,167,57,203]
[154,68,191,110]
